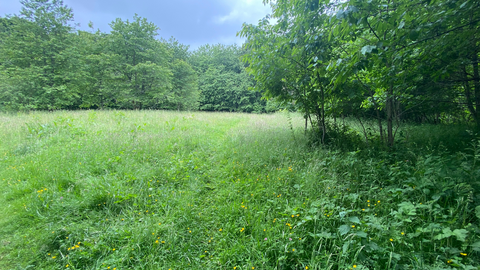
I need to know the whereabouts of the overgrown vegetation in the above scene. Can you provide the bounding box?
[0,111,479,269]
[1,0,480,268]
[240,0,480,147]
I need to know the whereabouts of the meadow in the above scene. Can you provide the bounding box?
[0,110,479,270]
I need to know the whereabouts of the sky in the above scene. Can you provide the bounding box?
[0,0,272,50]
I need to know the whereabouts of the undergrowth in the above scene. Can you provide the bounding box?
[0,111,479,270]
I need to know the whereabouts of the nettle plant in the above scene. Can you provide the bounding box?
[284,147,480,269]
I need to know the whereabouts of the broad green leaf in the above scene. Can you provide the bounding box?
[348,216,361,224]
[434,227,453,240]
[355,231,368,238]
[398,201,416,216]
[452,229,468,242]
[342,242,349,254]
[339,224,351,236]
[472,241,480,252]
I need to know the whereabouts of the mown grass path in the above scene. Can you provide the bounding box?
[0,111,308,269]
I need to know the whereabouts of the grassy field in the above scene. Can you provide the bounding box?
[0,110,479,270]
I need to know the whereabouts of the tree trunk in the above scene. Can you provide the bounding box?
[321,86,326,144]
[470,9,480,126]
[463,66,479,126]
[386,83,394,147]
[473,48,480,125]
[377,108,384,143]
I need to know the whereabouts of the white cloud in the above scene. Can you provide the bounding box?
[214,0,271,25]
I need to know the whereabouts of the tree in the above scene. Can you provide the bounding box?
[158,38,200,111]
[73,29,120,109]
[0,0,79,109]
[241,0,480,146]
[191,44,265,113]
[240,3,340,141]
[107,15,172,109]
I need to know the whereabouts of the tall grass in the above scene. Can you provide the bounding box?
[0,111,478,269]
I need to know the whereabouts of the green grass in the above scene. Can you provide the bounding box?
[0,110,479,270]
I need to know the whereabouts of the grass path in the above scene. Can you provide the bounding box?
[0,111,478,270]
[0,111,307,269]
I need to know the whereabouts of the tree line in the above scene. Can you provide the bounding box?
[0,0,274,113]
[239,0,480,146]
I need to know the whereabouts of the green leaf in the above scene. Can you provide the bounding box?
[309,232,334,239]
[434,227,453,240]
[452,229,468,242]
[475,205,480,219]
[339,225,350,236]
[342,242,349,254]
[398,201,416,216]
[355,231,368,238]
[348,216,361,224]
[471,241,480,252]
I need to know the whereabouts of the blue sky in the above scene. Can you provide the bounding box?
[0,0,272,49]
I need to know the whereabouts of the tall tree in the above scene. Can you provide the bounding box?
[108,15,172,109]
[241,0,480,146]
[191,44,265,113]
[0,0,79,109]
[158,38,200,111]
